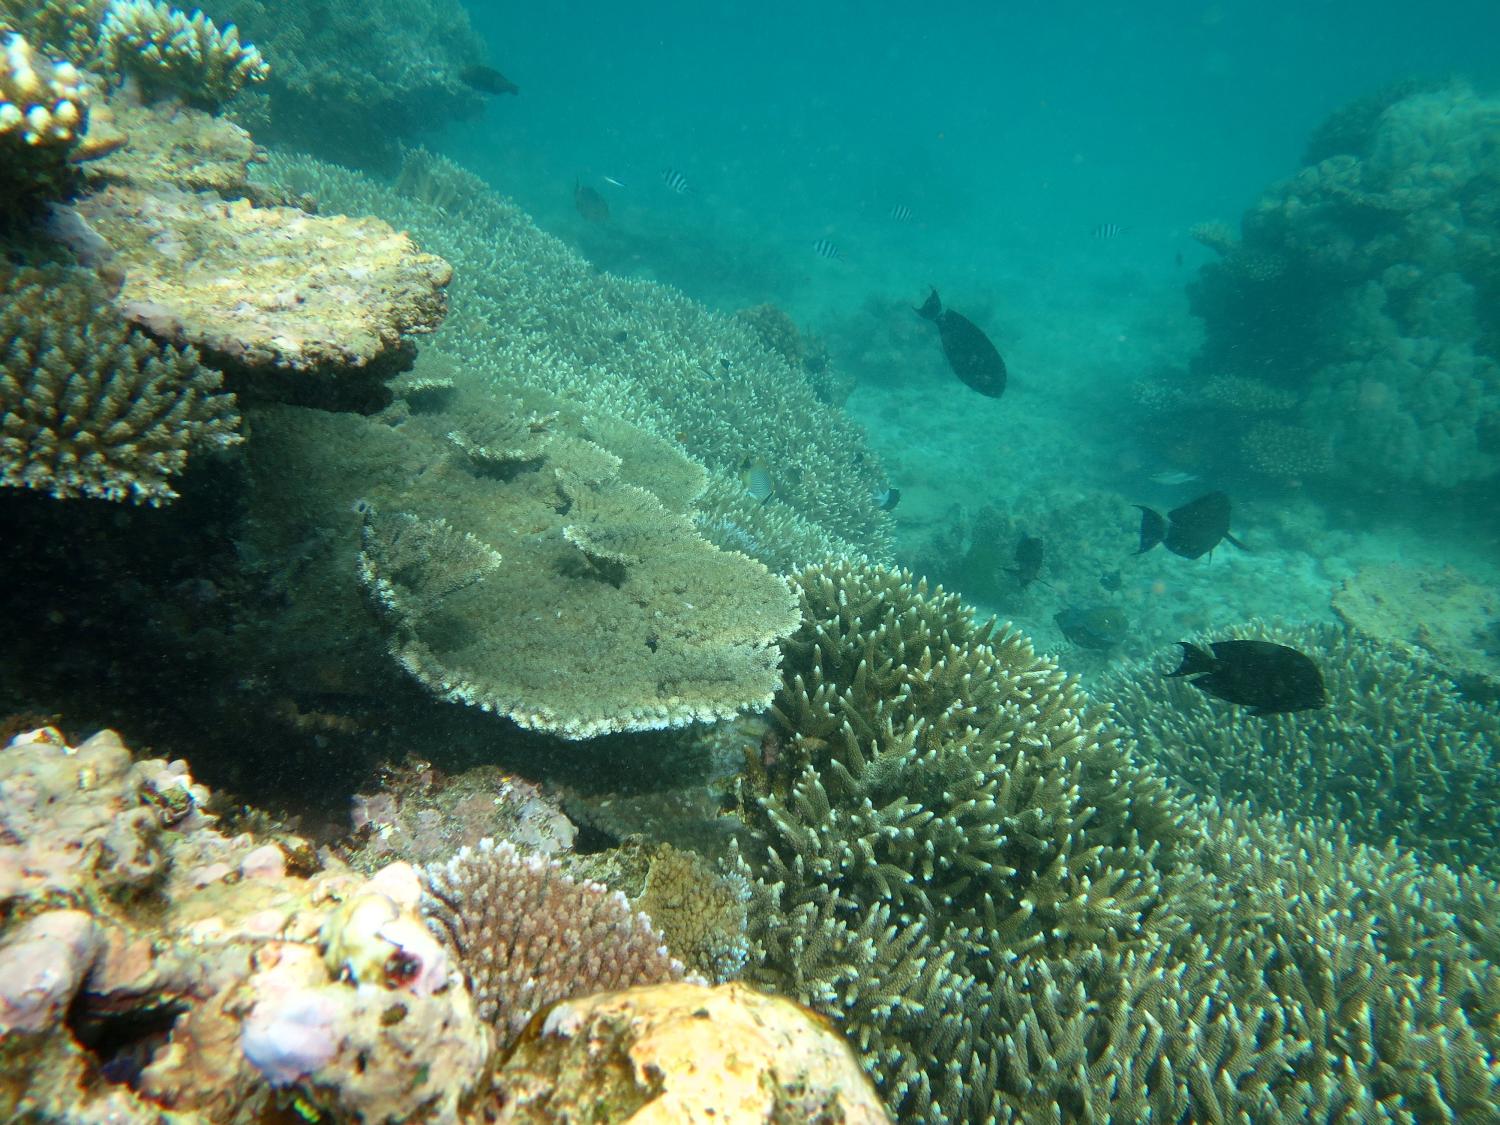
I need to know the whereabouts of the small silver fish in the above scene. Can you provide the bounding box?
[1092,223,1126,240]
[602,175,626,188]
[661,168,691,194]
[889,204,914,222]
[812,238,842,261]
[1149,471,1199,486]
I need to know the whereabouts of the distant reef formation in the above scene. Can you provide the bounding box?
[1148,80,1500,495]
[195,0,491,168]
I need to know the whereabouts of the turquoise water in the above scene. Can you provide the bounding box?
[452,0,1500,662]
[4,0,1500,1118]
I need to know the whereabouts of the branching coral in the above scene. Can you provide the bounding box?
[0,262,241,505]
[0,30,89,214]
[193,0,488,165]
[1099,620,1500,872]
[99,0,267,108]
[737,561,1193,1120]
[420,837,696,1047]
[737,563,1500,1122]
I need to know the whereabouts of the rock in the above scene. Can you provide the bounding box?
[494,981,892,1123]
[1333,562,1500,691]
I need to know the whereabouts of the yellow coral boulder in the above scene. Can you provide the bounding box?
[494,981,891,1124]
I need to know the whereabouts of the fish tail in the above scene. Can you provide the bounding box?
[916,288,942,320]
[1169,642,1216,678]
[1134,506,1166,554]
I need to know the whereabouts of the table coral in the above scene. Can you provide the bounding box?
[493,982,892,1124]
[74,181,452,405]
[255,149,893,563]
[1,261,241,505]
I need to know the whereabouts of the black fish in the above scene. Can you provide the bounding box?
[460,64,519,96]
[874,487,901,512]
[1135,491,1246,560]
[1169,640,1326,716]
[1011,534,1045,588]
[915,288,1007,398]
[575,179,609,223]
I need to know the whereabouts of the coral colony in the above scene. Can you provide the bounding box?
[1,0,1499,1120]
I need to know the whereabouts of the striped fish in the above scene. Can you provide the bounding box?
[889,203,914,222]
[740,458,774,504]
[1092,223,1126,240]
[812,238,843,261]
[660,167,691,194]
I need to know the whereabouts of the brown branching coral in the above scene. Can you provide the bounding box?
[420,837,696,1047]
[1,263,241,505]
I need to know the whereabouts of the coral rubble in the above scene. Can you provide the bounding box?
[0,726,492,1122]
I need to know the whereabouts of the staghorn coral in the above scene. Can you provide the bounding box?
[420,837,696,1048]
[737,560,1193,1120]
[1098,619,1500,874]
[494,982,892,1123]
[0,262,241,505]
[99,0,267,108]
[74,181,452,409]
[254,150,892,564]
[739,563,1500,1122]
